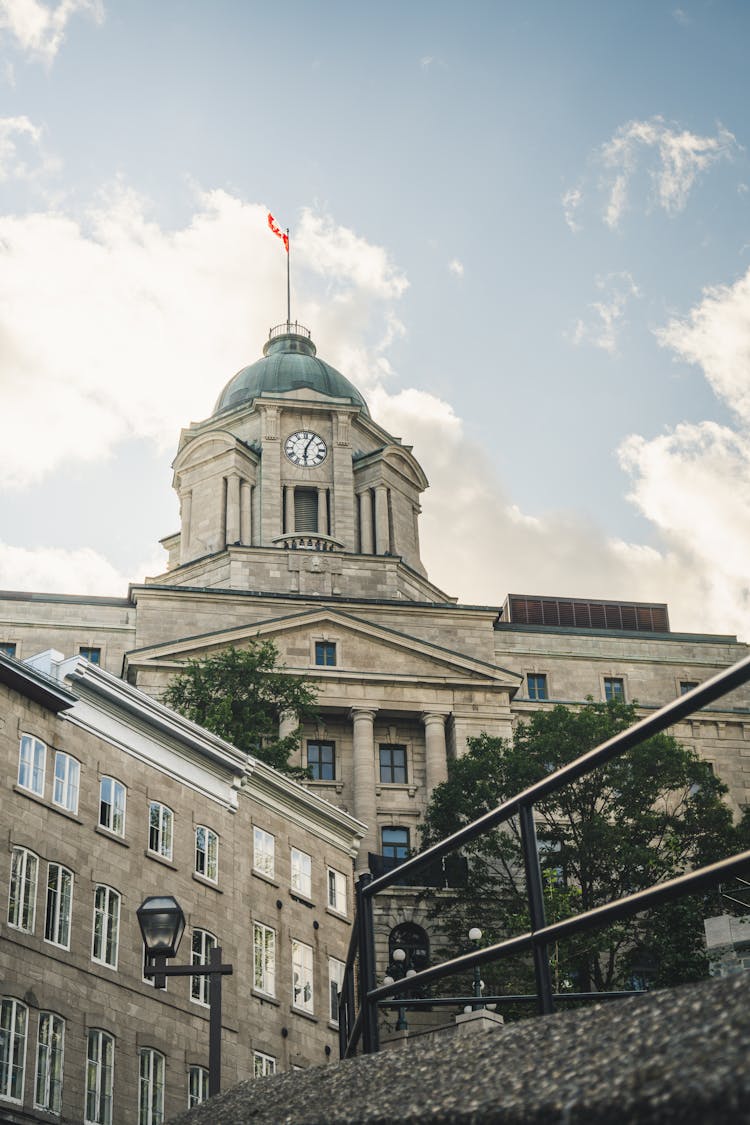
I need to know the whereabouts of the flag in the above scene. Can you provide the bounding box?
[268,212,289,252]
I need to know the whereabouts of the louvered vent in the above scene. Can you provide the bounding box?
[294,489,318,533]
[503,595,669,633]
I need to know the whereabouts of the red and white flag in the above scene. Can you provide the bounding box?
[268,212,289,252]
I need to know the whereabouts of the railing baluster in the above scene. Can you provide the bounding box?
[519,801,554,1015]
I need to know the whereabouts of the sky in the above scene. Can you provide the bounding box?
[0,0,749,637]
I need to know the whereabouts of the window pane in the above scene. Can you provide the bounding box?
[8,847,37,932]
[382,827,409,859]
[0,998,28,1102]
[18,735,46,795]
[253,923,276,996]
[253,827,274,877]
[191,930,216,1005]
[379,746,407,784]
[35,1012,64,1113]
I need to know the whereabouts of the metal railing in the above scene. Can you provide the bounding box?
[338,653,750,1058]
[268,320,311,340]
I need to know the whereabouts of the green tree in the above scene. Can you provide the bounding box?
[421,699,740,996]
[163,642,317,775]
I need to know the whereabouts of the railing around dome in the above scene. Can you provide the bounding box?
[269,321,311,341]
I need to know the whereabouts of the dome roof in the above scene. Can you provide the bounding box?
[213,324,370,417]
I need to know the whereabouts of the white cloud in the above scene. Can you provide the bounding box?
[600,116,737,228]
[565,117,737,231]
[570,272,640,354]
[562,185,583,232]
[420,56,433,69]
[448,258,464,278]
[656,267,750,423]
[0,114,59,183]
[0,540,128,594]
[672,7,692,26]
[0,0,103,63]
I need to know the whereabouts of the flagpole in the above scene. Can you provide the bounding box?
[286,228,291,328]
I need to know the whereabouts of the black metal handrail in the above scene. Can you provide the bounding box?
[339,653,750,1057]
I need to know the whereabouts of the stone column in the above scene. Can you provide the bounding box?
[180,490,192,564]
[240,481,252,545]
[422,712,448,796]
[226,474,241,544]
[351,707,378,869]
[279,709,300,768]
[317,488,328,536]
[359,490,373,554]
[374,485,389,555]
[284,485,295,534]
[259,405,281,544]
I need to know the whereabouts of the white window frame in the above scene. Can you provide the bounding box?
[253,826,275,879]
[328,957,346,1025]
[138,1048,164,1125]
[148,801,173,860]
[99,777,126,836]
[18,734,46,797]
[190,929,216,1006]
[253,1050,276,1077]
[253,922,276,997]
[188,1065,208,1108]
[195,825,218,882]
[34,1011,65,1115]
[327,867,347,916]
[85,1028,114,1125]
[603,675,626,703]
[44,863,73,950]
[53,751,80,815]
[92,885,120,969]
[8,846,38,933]
[291,847,312,898]
[292,939,314,1014]
[0,997,27,1104]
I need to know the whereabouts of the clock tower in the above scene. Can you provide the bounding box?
[157,322,451,603]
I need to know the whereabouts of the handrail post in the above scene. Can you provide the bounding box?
[520,801,555,1015]
[356,872,379,1053]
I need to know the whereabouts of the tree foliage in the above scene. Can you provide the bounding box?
[421,700,741,995]
[163,642,317,775]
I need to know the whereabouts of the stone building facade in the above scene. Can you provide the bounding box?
[1,321,750,1107]
[0,649,363,1122]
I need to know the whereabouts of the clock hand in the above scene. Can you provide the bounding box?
[303,436,314,463]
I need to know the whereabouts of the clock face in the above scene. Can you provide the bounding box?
[284,430,328,467]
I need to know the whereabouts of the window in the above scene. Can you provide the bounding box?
[92,886,120,969]
[85,1029,114,1125]
[191,929,216,1006]
[138,1048,164,1125]
[604,677,625,702]
[79,647,101,665]
[0,997,27,1103]
[382,826,410,861]
[0,643,16,657]
[290,848,312,898]
[253,1051,276,1077]
[307,740,335,781]
[294,487,318,532]
[327,868,347,915]
[292,940,314,1013]
[188,1066,208,1108]
[379,745,407,784]
[253,922,276,996]
[18,734,46,796]
[328,957,345,1024]
[194,826,218,882]
[99,777,126,836]
[148,802,173,860]
[314,641,336,667]
[253,827,275,878]
[527,673,548,701]
[680,680,699,695]
[45,864,73,949]
[35,1012,64,1115]
[8,846,38,933]
[388,922,430,974]
[53,751,80,814]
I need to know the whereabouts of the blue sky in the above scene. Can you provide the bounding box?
[0,0,749,634]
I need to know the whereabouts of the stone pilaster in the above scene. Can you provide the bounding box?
[180,490,192,564]
[375,485,389,555]
[226,474,241,544]
[259,405,281,543]
[317,488,328,536]
[359,490,373,554]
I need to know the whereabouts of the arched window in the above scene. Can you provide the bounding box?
[388,922,430,974]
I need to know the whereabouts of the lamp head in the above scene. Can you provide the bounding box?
[468,926,482,942]
[392,947,406,963]
[136,895,186,958]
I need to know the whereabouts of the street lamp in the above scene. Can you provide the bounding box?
[390,947,410,1032]
[137,895,233,1098]
[469,926,484,1010]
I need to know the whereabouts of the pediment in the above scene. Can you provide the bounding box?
[126,608,521,692]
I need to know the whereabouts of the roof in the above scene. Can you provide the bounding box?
[213,328,370,417]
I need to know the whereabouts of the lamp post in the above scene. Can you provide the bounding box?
[386,946,417,1032]
[137,895,233,1098]
[468,926,484,1010]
